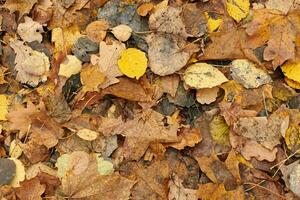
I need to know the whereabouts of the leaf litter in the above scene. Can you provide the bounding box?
[0,0,300,199]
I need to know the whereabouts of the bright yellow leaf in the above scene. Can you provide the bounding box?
[118,48,148,79]
[205,12,223,32]
[285,125,300,151]
[209,115,230,145]
[226,0,250,22]
[0,95,8,121]
[285,77,300,89]
[282,62,300,85]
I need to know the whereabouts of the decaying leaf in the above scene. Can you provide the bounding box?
[118,48,147,79]
[183,63,228,89]
[8,158,25,187]
[168,175,198,200]
[265,0,293,14]
[86,20,109,43]
[146,33,194,76]
[91,41,126,88]
[15,177,46,200]
[230,59,272,89]
[58,55,82,78]
[196,87,220,104]
[168,127,202,150]
[0,95,8,121]
[17,16,44,43]
[10,40,50,86]
[76,129,99,141]
[2,0,38,17]
[80,64,105,92]
[111,24,132,42]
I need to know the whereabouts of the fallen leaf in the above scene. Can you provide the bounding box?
[86,20,109,43]
[149,6,188,37]
[197,183,245,200]
[0,95,8,121]
[96,156,114,175]
[16,177,45,200]
[183,63,228,89]
[91,41,126,88]
[17,16,44,43]
[111,24,132,42]
[2,0,38,17]
[167,127,202,150]
[196,87,220,104]
[80,64,106,92]
[146,33,193,76]
[9,140,23,158]
[281,62,300,85]
[137,2,154,16]
[226,0,250,22]
[281,161,300,198]
[118,48,147,79]
[76,129,99,141]
[8,158,25,187]
[9,40,50,86]
[265,0,293,14]
[209,115,230,145]
[58,55,82,78]
[0,158,16,186]
[230,59,272,89]
[205,12,223,33]
[101,77,151,102]
[168,175,198,200]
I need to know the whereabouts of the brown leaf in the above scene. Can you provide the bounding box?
[168,175,198,200]
[167,127,202,150]
[101,77,152,102]
[197,183,245,200]
[146,33,194,76]
[86,20,109,43]
[2,0,38,18]
[16,177,45,200]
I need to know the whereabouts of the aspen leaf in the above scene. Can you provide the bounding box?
[96,156,114,175]
[118,48,148,79]
[0,95,8,121]
[205,12,222,33]
[9,158,25,187]
[111,25,132,42]
[285,77,300,89]
[59,55,82,78]
[183,63,228,89]
[17,16,44,43]
[281,62,300,85]
[196,87,219,104]
[226,0,250,22]
[209,115,230,145]
[76,129,99,141]
[231,59,272,89]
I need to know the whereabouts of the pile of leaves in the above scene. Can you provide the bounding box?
[0,0,300,199]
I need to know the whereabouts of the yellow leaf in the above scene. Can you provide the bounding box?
[80,65,106,92]
[282,62,300,85]
[183,63,228,89]
[8,158,25,187]
[285,125,300,151]
[76,129,99,141]
[118,48,148,79]
[226,0,250,22]
[59,55,82,78]
[0,95,8,121]
[209,115,230,145]
[9,140,23,158]
[220,80,243,103]
[205,12,223,33]
[285,77,300,89]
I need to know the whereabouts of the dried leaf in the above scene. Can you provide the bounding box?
[265,0,293,14]
[58,55,82,78]
[91,41,126,88]
[80,64,106,92]
[183,63,228,89]
[168,175,198,200]
[111,25,132,42]
[146,33,193,76]
[86,20,109,43]
[168,127,202,150]
[196,87,219,104]
[16,177,45,200]
[2,0,38,17]
[76,129,99,141]
[0,95,8,121]
[137,3,153,16]
[281,62,300,85]
[9,158,25,187]
[118,48,147,79]
[17,17,44,43]
[230,59,272,89]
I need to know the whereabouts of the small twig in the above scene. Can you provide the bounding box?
[262,91,268,117]
[23,124,32,143]
[270,149,300,170]
[243,182,286,199]
[134,30,153,34]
